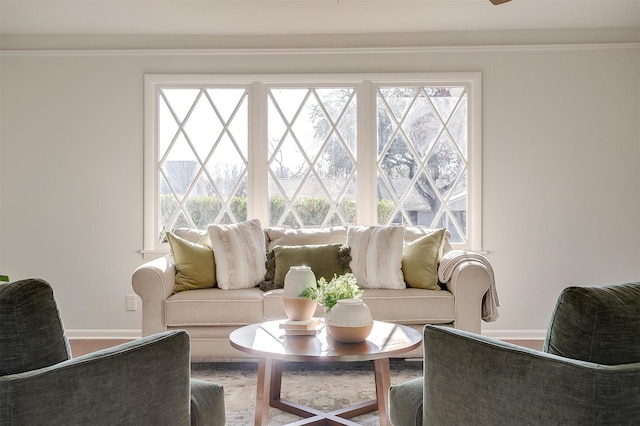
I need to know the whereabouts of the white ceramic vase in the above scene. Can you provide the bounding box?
[326,298,373,343]
[283,266,317,321]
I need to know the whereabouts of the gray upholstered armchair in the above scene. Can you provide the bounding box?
[389,282,640,425]
[0,278,225,426]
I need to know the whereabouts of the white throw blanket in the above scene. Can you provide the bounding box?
[438,250,500,322]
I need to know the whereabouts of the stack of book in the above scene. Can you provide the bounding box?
[279,317,323,336]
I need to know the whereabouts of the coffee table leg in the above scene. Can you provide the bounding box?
[373,358,392,426]
[255,358,272,426]
[270,359,283,402]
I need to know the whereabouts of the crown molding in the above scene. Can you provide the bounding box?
[2,41,639,57]
[2,27,639,55]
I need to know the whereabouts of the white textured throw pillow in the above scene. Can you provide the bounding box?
[207,219,267,290]
[347,225,406,289]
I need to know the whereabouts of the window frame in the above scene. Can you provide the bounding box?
[143,73,482,258]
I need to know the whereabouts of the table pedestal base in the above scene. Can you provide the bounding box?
[254,358,391,426]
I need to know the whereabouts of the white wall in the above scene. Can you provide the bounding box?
[1,37,639,338]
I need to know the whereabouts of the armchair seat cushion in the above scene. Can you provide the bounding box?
[389,376,423,426]
[190,379,226,426]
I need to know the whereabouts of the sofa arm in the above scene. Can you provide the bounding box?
[132,255,176,336]
[442,260,491,333]
[0,331,191,426]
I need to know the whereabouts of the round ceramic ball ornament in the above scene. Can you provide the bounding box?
[326,298,373,343]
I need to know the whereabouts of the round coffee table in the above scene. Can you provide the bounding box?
[229,319,422,426]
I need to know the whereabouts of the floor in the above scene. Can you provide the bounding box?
[68,338,544,357]
[69,339,132,357]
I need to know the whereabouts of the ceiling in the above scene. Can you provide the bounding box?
[1,0,640,36]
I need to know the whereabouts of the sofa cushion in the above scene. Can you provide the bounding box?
[402,228,447,290]
[265,226,347,252]
[261,288,454,324]
[266,244,352,288]
[207,219,267,290]
[543,282,640,365]
[167,232,216,292]
[347,225,405,289]
[165,288,265,326]
[362,288,454,323]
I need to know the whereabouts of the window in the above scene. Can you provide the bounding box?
[144,73,481,256]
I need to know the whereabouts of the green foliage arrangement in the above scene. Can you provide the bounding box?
[300,272,363,311]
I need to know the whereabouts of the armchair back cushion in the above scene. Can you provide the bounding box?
[543,282,640,365]
[0,278,71,376]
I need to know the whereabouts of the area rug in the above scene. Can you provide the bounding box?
[191,359,423,425]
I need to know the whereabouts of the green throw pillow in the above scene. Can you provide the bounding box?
[402,228,446,290]
[268,244,351,288]
[167,232,216,292]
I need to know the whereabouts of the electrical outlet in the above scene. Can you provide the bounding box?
[126,294,137,311]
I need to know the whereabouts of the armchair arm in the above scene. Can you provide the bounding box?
[423,326,640,425]
[132,255,176,336]
[442,260,491,333]
[0,331,191,426]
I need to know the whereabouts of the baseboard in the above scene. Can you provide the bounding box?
[66,329,142,340]
[66,328,547,342]
[482,329,547,341]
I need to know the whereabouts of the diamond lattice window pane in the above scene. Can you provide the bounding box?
[447,94,468,159]
[426,134,464,200]
[206,89,245,123]
[183,95,222,161]
[379,87,418,122]
[292,97,322,160]
[429,87,463,123]
[186,175,218,229]
[157,87,248,241]
[401,94,441,160]
[206,134,246,198]
[380,135,413,182]
[337,106,357,154]
[268,87,357,227]
[158,96,180,158]
[161,88,200,124]
[162,133,199,197]
[377,86,469,242]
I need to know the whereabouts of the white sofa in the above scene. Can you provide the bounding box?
[132,225,493,360]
